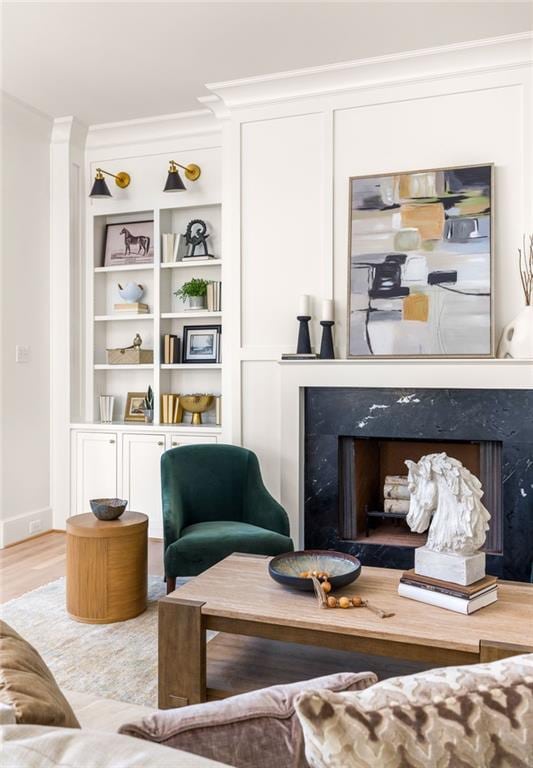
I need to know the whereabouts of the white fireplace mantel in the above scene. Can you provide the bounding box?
[279,359,533,547]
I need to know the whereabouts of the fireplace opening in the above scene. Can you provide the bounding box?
[339,437,502,551]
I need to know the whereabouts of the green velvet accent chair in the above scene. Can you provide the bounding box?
[161,444,294,586]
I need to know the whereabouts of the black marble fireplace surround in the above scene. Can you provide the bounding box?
[304,388,533,582]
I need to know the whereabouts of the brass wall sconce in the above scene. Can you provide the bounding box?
[163,160,201,192]
[89,168,131,198]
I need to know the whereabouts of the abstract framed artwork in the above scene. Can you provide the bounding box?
[347,164,493,358]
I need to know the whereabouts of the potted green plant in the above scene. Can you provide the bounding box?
[174,278,209,310]
[142,385,154,423]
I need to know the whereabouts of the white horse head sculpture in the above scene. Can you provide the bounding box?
[405,453,490,556]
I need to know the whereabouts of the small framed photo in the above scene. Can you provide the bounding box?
[124,392,147,422]
[182,325,221,364]
[104,220,154,267]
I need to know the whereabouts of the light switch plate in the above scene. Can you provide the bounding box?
[15,345,30,363]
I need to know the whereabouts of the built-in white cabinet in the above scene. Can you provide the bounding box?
[169,434,217,448]
[74,431,118,516]
[71,427,219,538]
[122,433,166,538]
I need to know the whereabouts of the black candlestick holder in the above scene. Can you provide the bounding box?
[296,315,312,354]
[319,320,335,359]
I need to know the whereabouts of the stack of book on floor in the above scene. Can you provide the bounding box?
[383,475,410,514]
[206,281,221,312]
[398,569,498,614]
[113,302,149,314]
[161,394,183,424]
[162,334,180,364]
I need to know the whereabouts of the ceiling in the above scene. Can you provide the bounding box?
[2,1,532,125]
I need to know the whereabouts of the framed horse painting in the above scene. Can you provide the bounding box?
[103,220,154,266]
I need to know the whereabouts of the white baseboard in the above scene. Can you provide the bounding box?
[0,507,53,548]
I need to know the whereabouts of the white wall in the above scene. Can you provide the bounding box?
[1,93,53,545]
[207,33,533,501]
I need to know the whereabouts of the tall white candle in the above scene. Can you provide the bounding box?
[322,299,334,322]
[298,294,311,316]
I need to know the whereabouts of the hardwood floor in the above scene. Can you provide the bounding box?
[1,531,429,690]
[0,531,164,603]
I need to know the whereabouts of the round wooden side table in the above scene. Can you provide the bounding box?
[66,512,148,624]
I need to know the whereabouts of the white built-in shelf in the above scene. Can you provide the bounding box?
[94,364,154,370]
[94,264,154,273]
[70,421,222,433]
[161,364,222,370]
[94,314,154,322]
[161,311,222,319]
[161,260,222,269]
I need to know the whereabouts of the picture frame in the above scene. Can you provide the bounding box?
[347,163,493,359]
[124,392,147,422]
[103,220,154,267]
[182,325,221,364]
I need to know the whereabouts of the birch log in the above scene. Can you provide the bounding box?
[384,483,411,500]
[384,499,410,514]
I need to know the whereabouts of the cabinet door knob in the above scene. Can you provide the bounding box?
[172,442,178,447]
[109,439,115,444]
[158,441,164,446]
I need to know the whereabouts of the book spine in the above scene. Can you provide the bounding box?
[215,396,221,425]
[398,583,469,613]
[401,578,498,601]
[400,578,472,600]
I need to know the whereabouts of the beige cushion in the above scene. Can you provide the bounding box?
[295,653,533,768]
[120,671,377,768]
[0,725,230,767]
[63,689,155,732]
[0,621,80,728]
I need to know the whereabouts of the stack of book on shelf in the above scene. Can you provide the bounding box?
[113,302,149,314]
[162,334,180,364]
[161,394,183,424]
[383,475,410,514]
[206,281,221,312]
[161,233,188,263]
[398,569,498,614]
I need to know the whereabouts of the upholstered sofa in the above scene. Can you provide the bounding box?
[2,620,532,768]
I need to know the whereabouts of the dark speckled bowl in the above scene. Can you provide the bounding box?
[89,498,128,521]
[269,550,361,592]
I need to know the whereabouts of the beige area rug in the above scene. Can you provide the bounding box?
[1,576,211,708]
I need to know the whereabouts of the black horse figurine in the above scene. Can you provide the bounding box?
[185,219,211,258]
[120,227,150,257]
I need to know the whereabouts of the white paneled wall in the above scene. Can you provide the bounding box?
[241,114,326,349]
[207,34,533,511]
[333,83,528,351]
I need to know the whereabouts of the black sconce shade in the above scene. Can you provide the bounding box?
[164,168,186,192]
[89,175,112,198]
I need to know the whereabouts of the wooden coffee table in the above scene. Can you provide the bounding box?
[158,553,533,708]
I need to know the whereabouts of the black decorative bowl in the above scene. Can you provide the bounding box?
[89,498,128,521]
[268,550,361,592]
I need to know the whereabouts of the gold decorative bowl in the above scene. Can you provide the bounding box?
[179,394,213,425]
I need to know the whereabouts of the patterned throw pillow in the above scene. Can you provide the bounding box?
[295,654,533,768]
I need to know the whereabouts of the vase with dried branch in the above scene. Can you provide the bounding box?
[497,234,533,359]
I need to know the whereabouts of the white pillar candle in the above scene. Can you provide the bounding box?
[322,299,334,322]
[298,294,311,316]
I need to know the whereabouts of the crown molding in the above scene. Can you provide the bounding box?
[86,108,221,150]
[51,116,87,147]
[205,32,533,111]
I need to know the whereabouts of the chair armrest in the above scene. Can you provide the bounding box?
[243,454,291,536]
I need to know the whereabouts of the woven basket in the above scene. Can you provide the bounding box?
[106,347,153,365]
